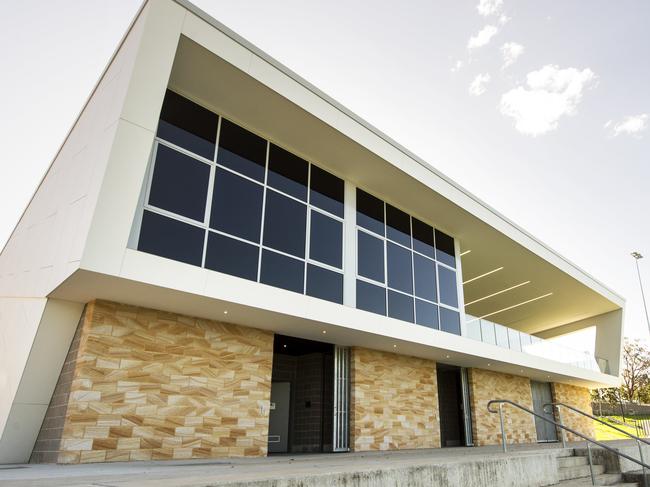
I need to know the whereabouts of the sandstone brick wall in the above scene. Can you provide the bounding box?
[552,383,594,441]
[469,368,537,446]
[46,300,273,464]
[350,347,440,451]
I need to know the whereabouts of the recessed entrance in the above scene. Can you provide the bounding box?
[437,364,472,447]
[268,334,334,453]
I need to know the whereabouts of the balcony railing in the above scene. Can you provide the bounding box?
[464,315,604,373]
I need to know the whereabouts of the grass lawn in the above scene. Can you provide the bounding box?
[593,415,650,441]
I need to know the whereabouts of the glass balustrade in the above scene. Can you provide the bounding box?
[464,315,603,372]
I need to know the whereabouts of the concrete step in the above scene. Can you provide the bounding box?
[558,456,589,468]
[559,463,606,480]
[557,472,637,486]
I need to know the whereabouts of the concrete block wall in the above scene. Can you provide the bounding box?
[468,368,537,446]
[38,300,273,464]
[552,383,594,441]
[350,347,440,451]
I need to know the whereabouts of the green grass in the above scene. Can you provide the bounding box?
[593,415,650,441]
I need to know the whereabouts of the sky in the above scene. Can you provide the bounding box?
[1,0,649,343]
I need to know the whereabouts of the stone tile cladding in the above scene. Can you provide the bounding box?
[468,368,537,446]
[53,300,273,464]
[350,347,440,451]
[552,383,594,442]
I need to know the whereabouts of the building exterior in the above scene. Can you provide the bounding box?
[0,0,624,465]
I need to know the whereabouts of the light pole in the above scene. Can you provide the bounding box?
[632,251,650,336]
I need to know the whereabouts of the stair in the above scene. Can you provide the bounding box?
[555,452,638,486]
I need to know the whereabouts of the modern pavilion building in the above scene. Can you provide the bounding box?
[0,0,624,465]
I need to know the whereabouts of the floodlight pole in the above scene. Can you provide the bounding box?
[632,252,650,336]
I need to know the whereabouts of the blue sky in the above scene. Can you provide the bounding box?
[1,0,648,340]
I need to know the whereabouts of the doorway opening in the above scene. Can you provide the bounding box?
[437,364,472,447]
[268,334,334,454]
[531,380,558,442]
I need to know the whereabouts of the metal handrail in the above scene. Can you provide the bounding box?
[488,399,650,487]
[544,402,650,446]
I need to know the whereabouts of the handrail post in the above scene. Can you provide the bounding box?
[586,443,595,486]
[498,403,507,453]
[555,405,567,448]
[637,439,648,487]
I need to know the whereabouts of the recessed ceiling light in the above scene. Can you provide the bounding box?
[463,266,504,285]
[487,363,491,366]
[460,249,472,257]
[393,344,397,348]
[446,355,450,359]
[283,344,287,348]
[223,310,228,315]
[322,330,327,334]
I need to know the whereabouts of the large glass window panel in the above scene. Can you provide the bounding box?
[356,280,386,315]
[260,250,304,293]
[435,229,456,268]
[440,308,461,335]
[309,211,342,268]
[357,230,384,283]
[138,210,204,266]
[204,232,259,281]
[267,144,308,200]
[386,204,411,247]
[306,265,343,304]
[310,165,344,217]
[412,218,435,258]
[413,253,437,302]
[415,300,439,329]
[387,242,413,294]
[438,265,459,308]
[217,119,267,182]
[263,190,307,258]
[388,290,414,323]
[157,90,217,160]
[356,189,384,236]
[148,145,210,222]
[210,168,263,242]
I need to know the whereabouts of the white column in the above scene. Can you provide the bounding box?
[455,238,468,337]
[343,181,357,307]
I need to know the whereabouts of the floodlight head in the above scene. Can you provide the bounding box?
[632,252,644,260]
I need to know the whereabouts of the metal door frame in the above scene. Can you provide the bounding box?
[333,346,350,451]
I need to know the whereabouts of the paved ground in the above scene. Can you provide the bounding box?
[0,442,578,487]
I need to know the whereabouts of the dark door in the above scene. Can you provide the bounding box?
[531,380,557,442]
[268,381,291,453]
[437,364,466,447]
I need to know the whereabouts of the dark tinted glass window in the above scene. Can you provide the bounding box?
[386,204,411,247]
[387,242,413,294]
[415,300,439,329]
[217,119,267,182]
[263,191,307,258]
[357,230,384,282]
[412,218,434,258]
[440,308,461,335]
[138,210,204,266]
[310,211,342,268]
[210,169,263,242]
[357,189,384,235]
[356,280,386,315]
[310,166,344,217]
[267,144,308,200]
[157,90,217,160]
[148,145,210,222]
[306,265,343,304]
[413,254,437,302]
[388,290,414,322]
[435,229,456,268]
[438,265,459,308]
[205,232,258,281]
[260,250,304,293]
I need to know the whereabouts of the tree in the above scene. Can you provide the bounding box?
[620,339,650,403]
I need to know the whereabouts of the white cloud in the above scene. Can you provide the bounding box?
[605,114,648,138]
[477,0,503,16]
[468,25,498,50]
[499,65,597,136]
[498,14,511,25]
[451,60,464,73]
[469,73,491,96]
[501,42,524,69]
